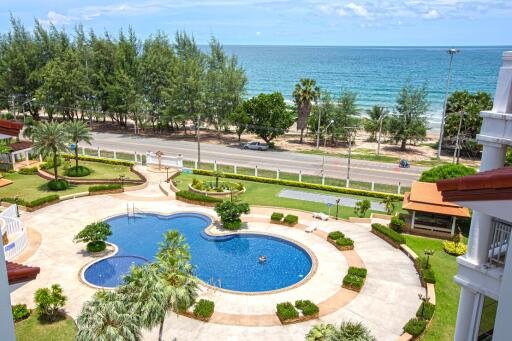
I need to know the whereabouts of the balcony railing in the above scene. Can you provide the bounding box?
[488,219,512,266]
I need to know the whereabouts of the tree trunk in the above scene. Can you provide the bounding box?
[53,151,58,180]
[299,128,304,143]
[75,144,79,169]
[158,319,164,341]
[400,139,407,151]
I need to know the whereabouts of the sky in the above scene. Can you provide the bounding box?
[1,0,511,46]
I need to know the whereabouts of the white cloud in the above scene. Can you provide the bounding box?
[423,9,440,19]
[346,2,369,17]
[256,31,261,36]
[39,11,77,26]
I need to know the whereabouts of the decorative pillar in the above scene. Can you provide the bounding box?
[411,211,416,230]
[346,179,350,188]
[113,151,117,159]
[97,147,101,157]
[451,216,457,236]
[321,174,325,185]
[11,154,16,171]
[398,182,401,194]
[25,151,29,166]
[371,182,375,191]
[454,287,480,341]
[82,146,85,155]
[214,160,217,171]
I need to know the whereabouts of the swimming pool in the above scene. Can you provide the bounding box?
[83,212,313,292]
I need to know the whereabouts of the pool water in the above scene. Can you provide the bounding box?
[83,213,313,292]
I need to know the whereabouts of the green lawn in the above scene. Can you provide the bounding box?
[48,160,140,180]
[15,314,76,341]
[0,173,89,201]
[175,173,403,219]
[404,234,460,341]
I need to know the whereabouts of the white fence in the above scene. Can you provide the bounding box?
[1,205,28,261]
[146,152,183,169]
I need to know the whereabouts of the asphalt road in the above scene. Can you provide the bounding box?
[90,132,426,186]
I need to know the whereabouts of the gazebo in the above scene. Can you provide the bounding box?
[401,181,471,237]
[0,119,36,171]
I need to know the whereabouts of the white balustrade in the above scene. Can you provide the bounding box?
[1,206,27,261]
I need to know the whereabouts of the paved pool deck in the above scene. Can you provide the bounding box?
[9,166,423,341]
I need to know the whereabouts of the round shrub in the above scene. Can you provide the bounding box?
[12,304,31,322]
[65,165,91,177]
[86,241,107,253]
[390,216,405,233]
[47,179,69,191]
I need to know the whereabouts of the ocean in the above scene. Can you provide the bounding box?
[221,45,511,126]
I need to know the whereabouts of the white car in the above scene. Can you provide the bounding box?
[242,141,269,151]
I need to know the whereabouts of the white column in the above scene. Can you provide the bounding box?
[97,147,101,157]
[234,165,237,174]
[39,155,43,162]
[454,287,479,341]
[11,154,16,171]
[493,247,512,340]
[0,241,16,341]
[113,151,117,159]
[276,169,280,179]
[299,170,302,182]
[346,179,350,188]
[411,211,416,230]
[82,146,85,155]
[214,160,217,171]
[371,182,375,191]
[398,182,401,194]
[134,152,137,162]
[25,151,29,166]
[194,160,198,169]
[321,174,325,185]
[255,165,258,177]
[451,217,457,236]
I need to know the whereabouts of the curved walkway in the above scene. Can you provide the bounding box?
[9,166,422,341]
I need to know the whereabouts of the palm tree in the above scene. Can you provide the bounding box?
[156,230,199,312]
[32,122,69,180]
[383,196,396,215]
[120,265,171,341]
[293,79,320,144]
[66,120,92,169]
[22,116,38,142]
[76,291,141,341]
[363,106,387,142]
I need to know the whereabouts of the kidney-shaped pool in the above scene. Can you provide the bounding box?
[83,213,313,293]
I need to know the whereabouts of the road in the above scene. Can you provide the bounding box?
[90,132,426,186]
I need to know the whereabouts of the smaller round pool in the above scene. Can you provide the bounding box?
[83,256,148,289]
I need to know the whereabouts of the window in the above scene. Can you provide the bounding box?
[477,296,498,341]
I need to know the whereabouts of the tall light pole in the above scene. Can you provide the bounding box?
[437,48,460,159]
[376,109,389,156]
[323,119,335,147]
[453,111,466,164]
[196,114,201,168]
[315,100,322,149]
[344,127,357,183]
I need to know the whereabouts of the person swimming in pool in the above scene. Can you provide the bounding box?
[259,255,267,263]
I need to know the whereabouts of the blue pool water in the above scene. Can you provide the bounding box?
[83,213,313,292]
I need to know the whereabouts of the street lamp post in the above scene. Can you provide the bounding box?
[323,119,335,148]
[196,114,201,169]
[437,48,460,159]
[316,101,322,149]
[344,127,357,184]
[453,111,466,164]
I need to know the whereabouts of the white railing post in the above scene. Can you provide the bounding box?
[398,182,401,194]
[113,151,117,160]
[194,160,198,169]
[134,152,137,163]
[214,160,217,171]
[82,146,85,155]
[371,182,375,191]
[346,179,350,188]
[322,174,325,185]
[299,170,302,182]
[97,147,101,157]
[234,165,237,174]
[277,169,280,179]
[255,165,258,177]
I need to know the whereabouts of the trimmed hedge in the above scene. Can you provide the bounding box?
[336,237,354,247]
[343,274,364,289]
[1,195,60,208]
[416,302,435,320]
[66,165,91,177]
[18,167,38,175]
[348,267,367,278]
[61,153,135,166]
[271,212,284,221]
[283,214,298,225]
[371,223,405,244]
[328,231,344,240]
[193,299,215,319]
[403,318,427,337]
[416,256,436,284]
[192,169,404,200]
[295,300,319,316]
[276,302,299,321]
[89,184,122,192]
[176,190,223,203]
[48,179,70,191]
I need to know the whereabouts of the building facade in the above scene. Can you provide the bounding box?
[437,51,512,341]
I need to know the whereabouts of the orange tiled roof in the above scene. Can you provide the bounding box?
[402,181,471,217]
[437,167,512,202]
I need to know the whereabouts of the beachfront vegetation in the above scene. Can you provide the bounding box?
[444,90,493,153]
[237,92,294,145]
[419,163,476,183]
[363,106,389,142]
[293,78,321,143]
[388,83,429,151]
[73,222,112,253]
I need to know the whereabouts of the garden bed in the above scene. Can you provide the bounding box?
[276,301,319,325]
[342,267,367,292]
[188,182,245,198]
[327,237,354,251]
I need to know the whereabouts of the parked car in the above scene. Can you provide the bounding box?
[242,141,269,151]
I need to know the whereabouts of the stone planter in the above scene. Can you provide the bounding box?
[371,229,401,249]
[277,312,319,325]
[176,197,219,207]
[179,310,212,322]
[188,183,245,198]
[88,188,124,196]
[327,238,354,251]
[342,281,365,293]
[271,220,298,227]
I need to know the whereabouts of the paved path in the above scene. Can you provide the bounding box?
[10,166,422,341]
[278,189,387,211]
[90,131,425,186]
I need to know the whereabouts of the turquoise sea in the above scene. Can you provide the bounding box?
[222,46,511,125]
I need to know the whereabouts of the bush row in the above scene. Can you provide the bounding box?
[1,195,60,208]
[295,300,319,316]
[283,214,298,225]
[61,154,135,167]
[371,223,406,244]
[175,190,223,203]
[88,184,122,192]
[276,300,319,322]
[18,167,38,175]
[416,256,436,284]
[192,169,404,200]
[403,301,436,337]
[342,266,367,291]
[271,212,284,221]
